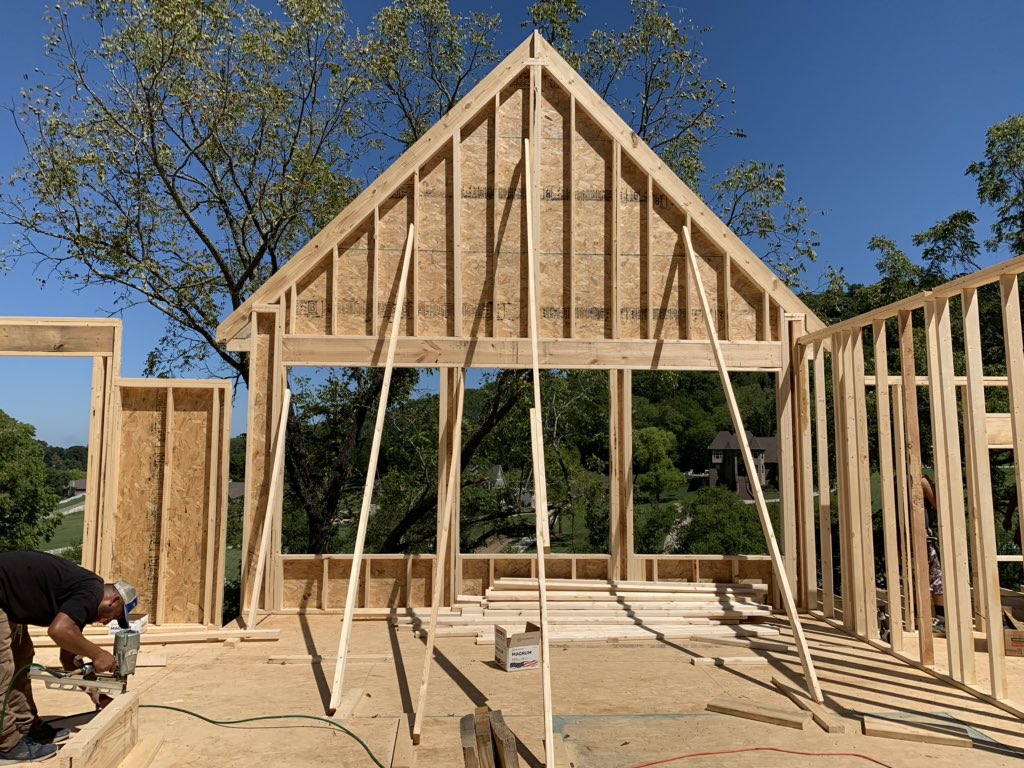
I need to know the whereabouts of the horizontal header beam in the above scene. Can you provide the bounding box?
[0,319,120,357]
[283,335,782,371]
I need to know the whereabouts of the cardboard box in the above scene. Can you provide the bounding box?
[108,614,149,635]
[494,622,541,671]
[1005,629,1024,657]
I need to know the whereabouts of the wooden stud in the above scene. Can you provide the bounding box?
[453,131,463,336]
[931,297,975,682]
[203,388,220,625]
[721,252,731,341]
[682,220,823,703]
[872,319,903,651]
[568,94,576,339]
[961,286,1007,698]
[155,388,174,626]
[57,689,139,768]
[794,317,816,609]
[891,381,915,632]
[898,310,935,666]
[612,141,621,339]
[851,328,877,639]
[459,714,478,768]
[246,389,292,629]
[812,344,834,617]
[778,311,797,596]
[328,223,416,714]
[1000,276,1024,574]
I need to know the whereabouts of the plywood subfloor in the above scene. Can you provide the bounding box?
[29,616,1024,767]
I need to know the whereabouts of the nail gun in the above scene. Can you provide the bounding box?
[29,629,141,697]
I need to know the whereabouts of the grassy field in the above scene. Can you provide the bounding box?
[45,510,84,551]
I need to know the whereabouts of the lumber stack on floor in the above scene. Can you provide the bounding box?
[397,577,777,644]
[460,707,520,768]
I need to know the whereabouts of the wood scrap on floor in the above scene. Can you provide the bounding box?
[771,677,851,733]
[58,689,139,768]
[390,715,414,768]
[488,710,519,768]
[862,715,974,748]
[690,655,768,666]
[116,736,163,768]
[473,706,496,768]
[457,708,520,768]
[706,697,812,730]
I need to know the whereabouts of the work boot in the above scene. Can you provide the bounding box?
[0,735,58,763]
[28,721,70,744]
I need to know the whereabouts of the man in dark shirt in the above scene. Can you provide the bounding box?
[0,551,137,763]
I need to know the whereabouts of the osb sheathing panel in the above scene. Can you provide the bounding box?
[164,389,214,624]
[687,229,723,340]
[282,559,323,610]
[546,559,572,580]
[324,559,357,608]
[243,312,277,611]
[460,107,495,338]
[649,183,687,340]
[538,73,572,338]
[418,149,455,336]
[619,156,646,340]
[220,37,823,351]
[112,388,165,618]
[294,257,332,336]
[408,558,433,607]
[493,558,532,580]
[335,225,374,336]
[652,559,697,581]
[377,183,414,336]
[367,559,407,608]
[460,559,488,597]
[113,385,227,624]
[573,108,613,339]
[576,558,610,580]
[494,72,529,338]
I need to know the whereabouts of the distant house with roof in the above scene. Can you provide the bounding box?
[708,431,778,500]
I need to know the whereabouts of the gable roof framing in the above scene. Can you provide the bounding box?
[216,33,822,367]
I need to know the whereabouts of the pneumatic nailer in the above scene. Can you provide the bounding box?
[30,629,140,698]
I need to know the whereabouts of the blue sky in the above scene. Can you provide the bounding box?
[2,1,1023,446]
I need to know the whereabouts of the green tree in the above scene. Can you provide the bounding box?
[526,0,819,288]
[0,410,60,550]
[633,426,684,503]
[968,113,1024,256]
[666,485,769,556]
[1,0,362,377]
[350,0,501,148]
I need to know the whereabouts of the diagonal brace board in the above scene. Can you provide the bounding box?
[328,223,416,714]
[412,370,466,743]
[523,135,556,766]
[682,221,823,703]
[246,388,292,629]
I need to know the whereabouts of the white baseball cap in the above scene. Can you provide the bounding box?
[114,580,139,628]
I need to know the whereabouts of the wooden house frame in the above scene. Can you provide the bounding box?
[0,317,121,571]
[0,317,231,628]
[796,254,1024,717]
[215,31,823,621]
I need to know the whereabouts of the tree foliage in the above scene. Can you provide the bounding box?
[0,410,60,550]
[968,113,1024,256]
[1,0,362,377]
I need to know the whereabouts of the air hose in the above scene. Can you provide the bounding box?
[1,666,386,767]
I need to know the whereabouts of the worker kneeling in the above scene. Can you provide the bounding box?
[0,551,137,763]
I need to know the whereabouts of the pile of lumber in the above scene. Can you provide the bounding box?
[396,577,777,644]
[461,707,519,768]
